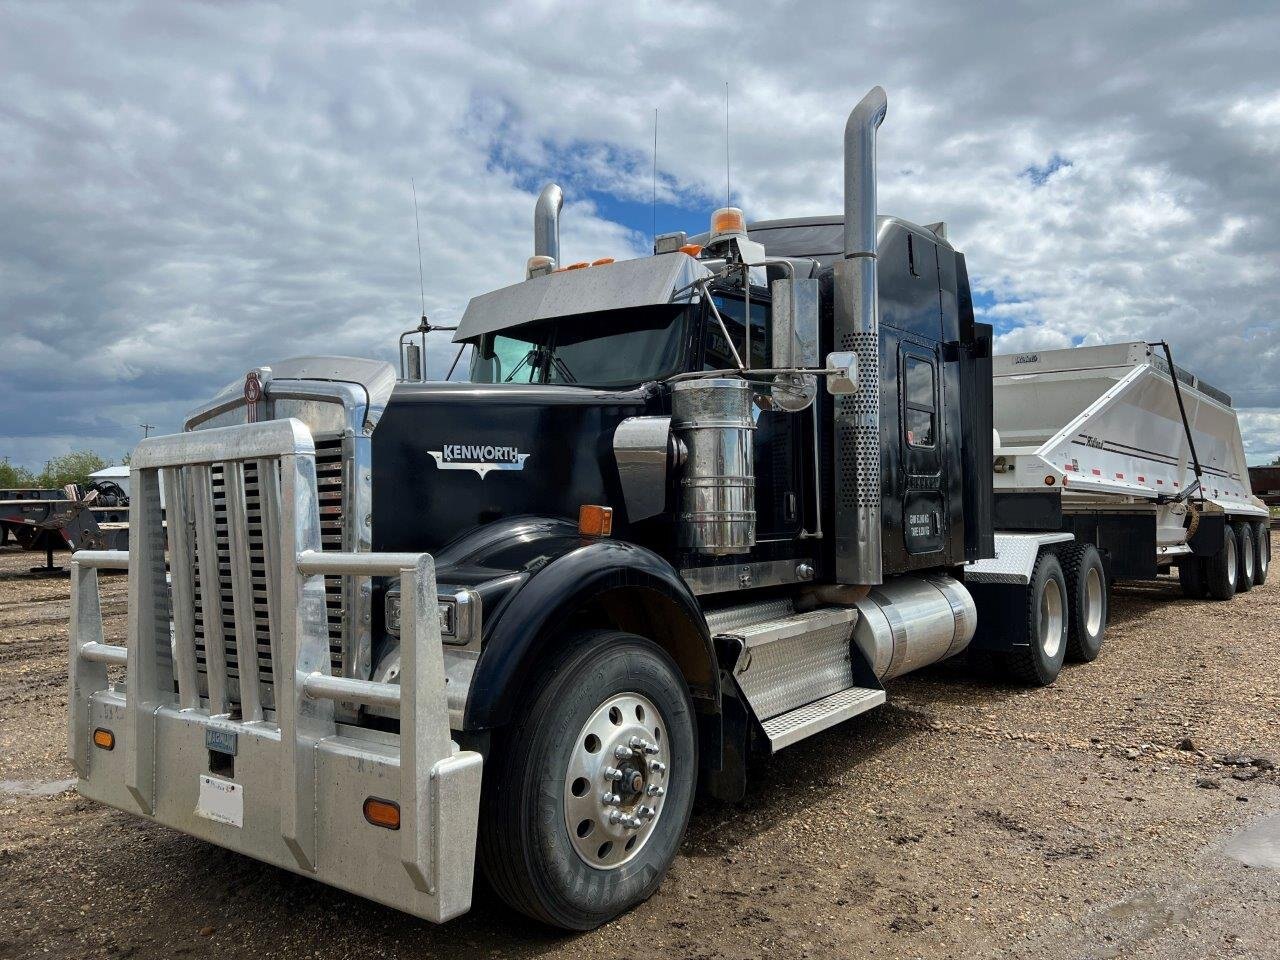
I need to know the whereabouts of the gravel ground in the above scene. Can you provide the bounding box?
[1,537,1277,960]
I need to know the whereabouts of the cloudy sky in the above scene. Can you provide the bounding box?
[2,0,1278,468]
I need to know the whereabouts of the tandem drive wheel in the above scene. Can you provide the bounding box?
[1004,551,1069,687]
[478,630,696,930]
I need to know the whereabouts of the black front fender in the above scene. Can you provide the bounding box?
[463,538,718,729]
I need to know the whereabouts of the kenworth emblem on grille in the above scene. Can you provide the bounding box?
[428,443,530,478]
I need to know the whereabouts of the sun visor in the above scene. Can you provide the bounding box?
[453,254,709,342]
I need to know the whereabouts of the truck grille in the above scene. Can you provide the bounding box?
[191,435,347,710]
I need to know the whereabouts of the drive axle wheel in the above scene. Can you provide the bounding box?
[1060,543,1107,662]
[479,630,695,930]
[1004,551,1068,686]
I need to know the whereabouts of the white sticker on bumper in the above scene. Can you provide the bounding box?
[196,775,243,828]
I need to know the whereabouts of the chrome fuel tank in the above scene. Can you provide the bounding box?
[853,574,976,680]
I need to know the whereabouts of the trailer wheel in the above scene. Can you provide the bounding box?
[1004,552,1069,686]
[1203,526,1238,601]
[1060,544,1107,662]
[1234,523,1255,594]
[478,629,696,930]
[1253,521,1270,586]
[1178,558,1207,599]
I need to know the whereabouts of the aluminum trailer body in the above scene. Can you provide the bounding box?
[963,342,1269,674]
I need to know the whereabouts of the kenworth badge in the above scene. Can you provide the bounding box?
[428,443,530,478]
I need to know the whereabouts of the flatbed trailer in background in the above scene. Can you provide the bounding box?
[0,486,129,572]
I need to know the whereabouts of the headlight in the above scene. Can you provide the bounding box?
[384,586,477,646]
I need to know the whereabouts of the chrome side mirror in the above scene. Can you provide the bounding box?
[825,351,858,394]
[770,277,819,411]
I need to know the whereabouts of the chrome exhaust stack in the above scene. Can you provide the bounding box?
[533,183,563,268]
[833,86,887,585]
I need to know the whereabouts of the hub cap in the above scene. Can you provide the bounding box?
[563,692,669,870]
[1084,567,1104,636]
[1039,579,1065,659]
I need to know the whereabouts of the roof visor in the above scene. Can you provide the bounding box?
[453,254,711,342]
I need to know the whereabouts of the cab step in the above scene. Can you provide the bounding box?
[760,686,886,751]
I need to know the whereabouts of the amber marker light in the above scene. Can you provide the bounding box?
[93,728,115,751]
[679,243,703,257]
[591,257,615,266]
[363,797,401,830]
[1044,475,1056,486]
[579,504,614,537]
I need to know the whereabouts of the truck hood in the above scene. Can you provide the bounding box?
[370,381,661,556]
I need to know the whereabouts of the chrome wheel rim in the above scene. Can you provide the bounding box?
[563,692,669,870]
[1039,580,1065,659]
[1084,567,1104,636]
[1243,534,1255,581]
[1262,534,1271,577]
[1226,536,1237,587]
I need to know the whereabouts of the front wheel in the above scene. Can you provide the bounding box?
[478,630,697,930]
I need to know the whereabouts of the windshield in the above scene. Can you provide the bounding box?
[468,304,692,387]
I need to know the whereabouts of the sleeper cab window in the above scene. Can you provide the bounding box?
[904,355,936,448]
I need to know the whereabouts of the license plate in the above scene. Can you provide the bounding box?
[205,728,238,756]
[196,775,243,828]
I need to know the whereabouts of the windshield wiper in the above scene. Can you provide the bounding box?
[503,349,540,383]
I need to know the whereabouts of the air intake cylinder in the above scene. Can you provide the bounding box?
[672,378,756,555]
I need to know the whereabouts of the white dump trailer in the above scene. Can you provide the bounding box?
[964,341,1270,684]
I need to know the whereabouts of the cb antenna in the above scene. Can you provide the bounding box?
[652,108,659,245]
[724,80,730,208]
[411,178,426,323]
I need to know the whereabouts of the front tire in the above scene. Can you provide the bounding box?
[1004,551,1069,686]
[1234,523,1255,593]
[1060,543,1107,662]
[478,630,696,930]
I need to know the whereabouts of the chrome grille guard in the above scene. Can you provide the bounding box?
[67,418,481,921]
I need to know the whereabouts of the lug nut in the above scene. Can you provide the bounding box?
[602,766,623,780]
[608,810,625,825]
[601,792,621,805]
[614,745,632,760]
[625,815,643,829]
[648,760,666,775]
[638,805,656,820]
[646,784,665,797]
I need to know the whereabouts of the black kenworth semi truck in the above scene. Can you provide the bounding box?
[71,88,1137,930]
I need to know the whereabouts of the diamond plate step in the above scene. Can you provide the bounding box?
[731,607,856,649]
[759,686,886,751]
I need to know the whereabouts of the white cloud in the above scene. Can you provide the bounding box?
[0,0,1278,467]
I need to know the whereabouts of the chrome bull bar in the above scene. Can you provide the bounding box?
[67,418,482,922]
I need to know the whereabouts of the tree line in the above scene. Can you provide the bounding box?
[0,451,124,491]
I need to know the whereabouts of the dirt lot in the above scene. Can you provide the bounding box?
[1,537,1277,960]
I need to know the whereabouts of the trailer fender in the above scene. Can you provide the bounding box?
[463,538,719,730]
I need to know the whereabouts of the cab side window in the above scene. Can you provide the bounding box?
[904,356,936,447]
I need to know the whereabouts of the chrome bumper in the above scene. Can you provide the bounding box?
[67,419,482,923]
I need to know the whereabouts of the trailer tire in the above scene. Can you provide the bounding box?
[1178,559,1207,599]
[1004,552,1069,686]
[1253,521,1270,586]
[478,629,696,931]
[1203,526,1238,601]
[1060,543,1107,662]
[1234,523,1255,593]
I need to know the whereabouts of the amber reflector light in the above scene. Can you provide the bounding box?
[363,797,401,830]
